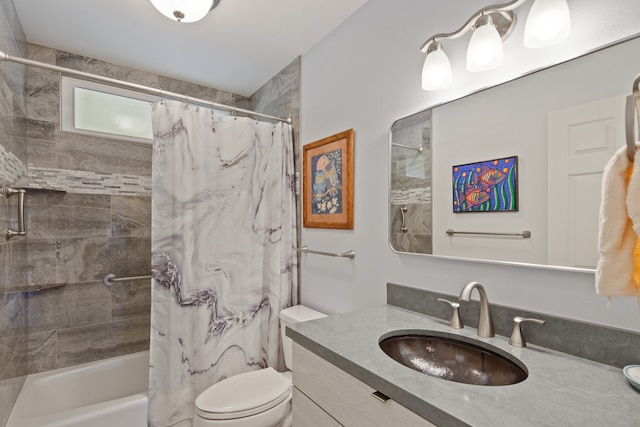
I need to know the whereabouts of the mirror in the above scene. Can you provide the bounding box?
[390,35,640,271]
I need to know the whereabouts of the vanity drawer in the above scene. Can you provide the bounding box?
[293,343,435,427]
[293,386,341,427]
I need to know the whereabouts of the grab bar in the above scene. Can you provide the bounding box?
[391,143,424,153]
[103,273,151,287]
[1,187,26,240]
[400,206,409,233]
[446,229,531,238]
[298,245,356,259]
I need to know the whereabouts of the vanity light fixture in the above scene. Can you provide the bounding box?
[466,13,505,72]
[420,0,571,90]
[422,41,453,90]
[149,0,221,23]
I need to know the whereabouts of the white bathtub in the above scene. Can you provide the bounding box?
[7,351,149,427]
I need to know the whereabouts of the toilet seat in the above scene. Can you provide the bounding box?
[195,368,291,421]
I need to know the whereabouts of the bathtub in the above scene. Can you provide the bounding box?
[7,351,149,427]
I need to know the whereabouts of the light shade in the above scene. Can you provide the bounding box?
[149,0,215,23]
[466,20,504,72]
[524,0,571,48]
[422,45,452,91]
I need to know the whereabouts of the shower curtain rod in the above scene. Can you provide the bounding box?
[0,49,291,124]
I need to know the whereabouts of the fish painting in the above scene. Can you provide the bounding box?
[452,156,518,213]
[461,185,491,206]
[478,165,506,187]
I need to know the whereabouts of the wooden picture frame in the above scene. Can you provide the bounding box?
[303,129,354,229]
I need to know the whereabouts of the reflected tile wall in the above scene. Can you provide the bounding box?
[390,109,433,254]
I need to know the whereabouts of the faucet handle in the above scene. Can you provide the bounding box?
[509,316,546,347]
[437,298,464,329]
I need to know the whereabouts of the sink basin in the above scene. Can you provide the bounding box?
[379,331,527,386]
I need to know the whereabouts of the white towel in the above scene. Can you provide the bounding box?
[595,143,640,304]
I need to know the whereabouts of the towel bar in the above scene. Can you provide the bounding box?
[446,229,531,238]
[298,246,356,259]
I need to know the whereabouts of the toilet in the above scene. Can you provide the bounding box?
[193,305,327,427]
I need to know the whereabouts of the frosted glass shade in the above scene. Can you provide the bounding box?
[422,48,452,90]
[524,0,571,48]
[466,23,504,72]
[149,0,214,22]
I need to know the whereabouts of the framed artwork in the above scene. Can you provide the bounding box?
[452,156,518,213]
[303,129,354,229]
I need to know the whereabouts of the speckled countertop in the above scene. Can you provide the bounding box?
[287,305,639,427]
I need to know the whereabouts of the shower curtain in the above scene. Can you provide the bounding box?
[148,101,298,427]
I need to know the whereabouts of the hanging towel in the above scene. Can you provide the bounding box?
[595,143,640,304]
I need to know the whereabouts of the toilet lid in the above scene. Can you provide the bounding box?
[195,368,291,420]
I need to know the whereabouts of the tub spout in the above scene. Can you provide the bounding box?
[459,281,494,338]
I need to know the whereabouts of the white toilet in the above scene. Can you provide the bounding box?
[193,305,327,427]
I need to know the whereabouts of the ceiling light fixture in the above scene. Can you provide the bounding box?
[419,0,570,90]
[149,0,221,23]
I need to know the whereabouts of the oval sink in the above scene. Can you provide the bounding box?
[379,331,527,386]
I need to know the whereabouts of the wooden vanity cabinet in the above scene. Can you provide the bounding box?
[292,343,436,427]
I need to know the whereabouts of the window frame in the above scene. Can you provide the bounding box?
[60,76,159,144]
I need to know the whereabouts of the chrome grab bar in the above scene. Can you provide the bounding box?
[446,229,531,238]
[391,143,424,153]
[298,245,356,259]
[2,187,26,240]
[103,273,152,286]
[400,207,408,233]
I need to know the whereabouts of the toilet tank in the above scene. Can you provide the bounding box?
[280,305,327,370]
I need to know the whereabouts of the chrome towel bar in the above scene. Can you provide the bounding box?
[298,245,356,259]
[103,273,152,286]
[446,229,531,238]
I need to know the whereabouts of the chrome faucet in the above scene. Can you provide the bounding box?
[459,281,494,338]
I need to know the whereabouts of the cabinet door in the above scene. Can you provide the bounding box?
[293,387,342,427]
[293,343,436,427]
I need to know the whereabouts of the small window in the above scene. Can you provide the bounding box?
[61,76,231,143]
[61,76,158,143]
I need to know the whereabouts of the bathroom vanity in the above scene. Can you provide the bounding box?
[287,303,638,426]
[293,343,434,426]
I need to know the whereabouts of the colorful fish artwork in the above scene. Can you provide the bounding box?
[452,156,518,212]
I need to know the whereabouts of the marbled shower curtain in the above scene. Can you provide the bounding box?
[148,101,298,427]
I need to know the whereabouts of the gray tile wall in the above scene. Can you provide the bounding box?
[0,0,28,424]
[20,42,253,373]
[25,192,152,372]
[21,46,301,374]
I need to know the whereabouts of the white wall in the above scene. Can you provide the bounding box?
[432,37,640,265]
[300,0,640,332]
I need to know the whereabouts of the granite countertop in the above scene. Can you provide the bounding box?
[287,305,638,427]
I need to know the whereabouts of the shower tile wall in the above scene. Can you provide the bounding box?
[22,43,254,373]
[0,0,28,423]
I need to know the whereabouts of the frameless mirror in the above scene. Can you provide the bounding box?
[389,35,640,271]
